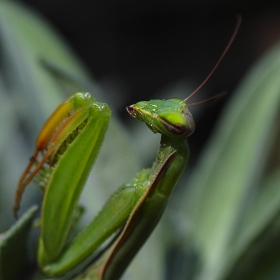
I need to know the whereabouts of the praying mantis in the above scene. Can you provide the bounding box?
[13,18,241,279]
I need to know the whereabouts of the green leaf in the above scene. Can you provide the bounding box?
[0,206,38,280]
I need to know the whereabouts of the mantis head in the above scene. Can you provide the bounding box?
[126,99,195,138]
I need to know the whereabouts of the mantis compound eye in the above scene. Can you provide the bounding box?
[159,107,195,138]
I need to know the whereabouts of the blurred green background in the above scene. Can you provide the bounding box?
[1,1,280,279]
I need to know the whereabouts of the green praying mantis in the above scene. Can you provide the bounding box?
[13,18,241,279]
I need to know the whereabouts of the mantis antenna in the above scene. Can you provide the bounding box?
[185,16,242,104]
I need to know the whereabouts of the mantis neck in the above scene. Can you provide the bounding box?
[150,135,189,181]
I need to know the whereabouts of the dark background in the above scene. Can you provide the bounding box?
[18,0,280,154]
